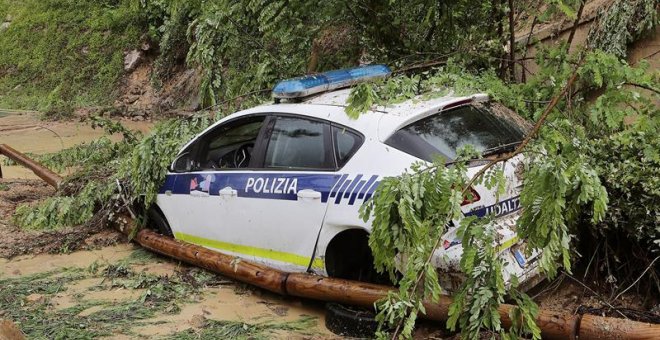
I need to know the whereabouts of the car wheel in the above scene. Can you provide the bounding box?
[147,207,173,237]
[325,303,380,338]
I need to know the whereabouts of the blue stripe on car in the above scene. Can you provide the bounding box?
[358,175,378,200]
[159,173,380,206]
[329,174,348,199]
[464,196,521,218]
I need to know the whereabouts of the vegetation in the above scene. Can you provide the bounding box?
[2,0,659,338]
[0,0,145,117]
[351,46,659,338]
[0,251,318,339]
[166,317,317,340]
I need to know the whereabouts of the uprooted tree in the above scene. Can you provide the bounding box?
[3,0,659,338]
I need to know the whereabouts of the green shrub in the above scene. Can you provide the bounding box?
[0,0,145,110]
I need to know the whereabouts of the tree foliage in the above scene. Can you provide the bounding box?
[5,0,659,338]
[347,45,657,338]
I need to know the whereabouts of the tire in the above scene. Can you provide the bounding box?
[147,207,173,237]
[325,303,379,338]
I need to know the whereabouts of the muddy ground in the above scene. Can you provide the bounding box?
[1,111,656,339]
[0,111,340,339]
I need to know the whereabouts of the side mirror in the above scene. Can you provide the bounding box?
[170,152,193,173]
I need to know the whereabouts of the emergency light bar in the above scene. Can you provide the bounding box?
[272,64,391,99]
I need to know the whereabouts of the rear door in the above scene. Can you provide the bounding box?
[240,115,338,271]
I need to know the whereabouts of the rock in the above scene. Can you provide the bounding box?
[187,95,201,111]
[159,96,175,110]
[123,50,142,72]
[189,314,207,329]
[24,294,44,304]
[0,319,25,340]
[131,110,145,117]
[0,22,10,32]
[124,96,139,105]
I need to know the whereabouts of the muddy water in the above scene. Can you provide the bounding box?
[0,244,335,338]
[0,111,151,179]
[0,111,335,338]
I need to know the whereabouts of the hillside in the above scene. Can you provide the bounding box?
[0,0,146,116]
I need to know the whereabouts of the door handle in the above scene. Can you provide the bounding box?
[297,189,321,200]
[219,186,238,197]
[190,190,209,197]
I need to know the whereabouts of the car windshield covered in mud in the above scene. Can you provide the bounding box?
[150,65,542,293]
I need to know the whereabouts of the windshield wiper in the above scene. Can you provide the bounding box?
[481,141,521,157]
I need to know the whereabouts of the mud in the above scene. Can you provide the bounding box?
[0,110,151,179]
[0,111,337,339]
[0,178,125,258]
[0,245,336,339]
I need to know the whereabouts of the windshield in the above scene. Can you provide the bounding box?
[386,104,526,161]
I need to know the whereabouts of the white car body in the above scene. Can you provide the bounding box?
[155,88,542,292]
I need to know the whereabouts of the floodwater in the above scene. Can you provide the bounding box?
[0,244,334,338]
[0,111,335,338]
[0,111,151,179]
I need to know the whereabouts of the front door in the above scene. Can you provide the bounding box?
[164,115,337,272]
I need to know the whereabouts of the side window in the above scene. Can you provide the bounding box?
[197,116,266,169]
[264,117,333,169]
[332,125,362,167]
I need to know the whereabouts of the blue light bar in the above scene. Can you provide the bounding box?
[273,64,391,99]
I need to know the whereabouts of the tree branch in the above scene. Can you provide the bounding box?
[566,0,586,50]
[508,0,516,82]
[462,55,584,194]
[625,82,660,95]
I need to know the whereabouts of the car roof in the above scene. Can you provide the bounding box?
[217,88,488,142]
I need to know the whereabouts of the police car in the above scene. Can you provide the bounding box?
[150,65,542,293]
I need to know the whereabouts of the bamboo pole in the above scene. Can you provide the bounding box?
[0,144,62,188]
[3,144,659,339]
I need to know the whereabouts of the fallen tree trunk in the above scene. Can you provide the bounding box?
[4,143,660,339]
[115,216,660,340]
[0,144,62,188]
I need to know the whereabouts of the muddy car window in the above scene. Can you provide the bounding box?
[386,105,526,161]
[265,117,332,169]
[198,117,265,169]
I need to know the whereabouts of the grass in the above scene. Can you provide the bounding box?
[0,264,188,338]
[0,255,320,339]
[0,0,145,117]
[165,317,319,340]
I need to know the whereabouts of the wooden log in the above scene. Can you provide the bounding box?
[0,144,62,188]
[579,314,660,340]
[122,225,660,340]
[129,226,289,295]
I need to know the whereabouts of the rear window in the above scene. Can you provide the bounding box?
[333,126,362,168]
[386,105,526,161]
